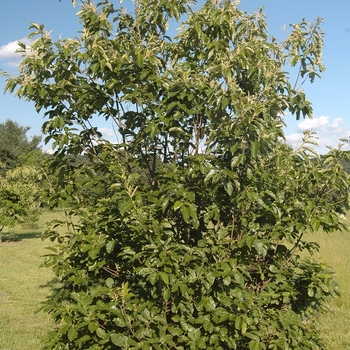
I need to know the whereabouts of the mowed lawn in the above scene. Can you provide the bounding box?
[316,227,350,349]
[0,211,350,349]
[0,211,60,350]
[0,239,55,350]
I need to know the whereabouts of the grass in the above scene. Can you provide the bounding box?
[0,239,55,350]
[315,228,350,349]
[0,211,60,350]
[0,211,350,349]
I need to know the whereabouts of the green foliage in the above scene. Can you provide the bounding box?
[0,165,42,241]
[340,152,350,174]
[2,0,350,349]
[0,119,41,175]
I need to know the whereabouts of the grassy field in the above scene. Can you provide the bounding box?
[0,212,60,350]
[316,228,350,349]
[0,211,350,349]
[0,238,55,350]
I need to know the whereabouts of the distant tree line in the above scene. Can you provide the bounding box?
[0,119,42,174]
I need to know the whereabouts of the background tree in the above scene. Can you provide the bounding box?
[3,0,350,349]
[340,153,350,174]
[0,119,41,175]
[0,165,41,242]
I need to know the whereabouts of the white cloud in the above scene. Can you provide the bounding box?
[330,118,343,129]
[98,127,116,138]
[298,116,330,131]
[298,116,344,133]
[42,147,55,155]
[286,116,350,153]
[0,38,31,59]
[285,132,303,143]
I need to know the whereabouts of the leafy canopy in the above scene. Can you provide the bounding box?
[2,0,350,349]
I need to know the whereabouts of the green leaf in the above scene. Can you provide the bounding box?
[204,169,218,183]
[96,328,107,340]
[249,340,261,350]
[311,218,320,232]
[137,53,144,67]
[173,201,182,211]
[106,277,114,288]
[163,288,171,301]
[224,181,233,195]
[63,315,72,326]
[253,240,267,256]
[241,320,247,334]
[181,204,191,224]
[88,322,99,333]
[200,297,216,312]
[68,327,78,342]
[251,141,259,158]
[106,240,115,253]
[197,337,207,349]
[149,271,158,285]
[168,326,183,336]
[290,55,299,66]
[159,272,169,284]
[110,333,128,347]
[188,328,201,342]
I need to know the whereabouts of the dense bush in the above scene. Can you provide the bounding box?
[3,0,350,348]
[0,165,41,241]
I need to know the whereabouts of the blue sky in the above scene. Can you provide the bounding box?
[1,0,350,154]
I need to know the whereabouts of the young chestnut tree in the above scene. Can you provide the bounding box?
[3,0,350,348]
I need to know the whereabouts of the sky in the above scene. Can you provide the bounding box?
[1,0,350,154]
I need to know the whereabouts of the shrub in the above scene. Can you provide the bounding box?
[3,1,350,348]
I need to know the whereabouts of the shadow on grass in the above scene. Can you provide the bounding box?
[39,277,61,289]
[1,230,42,242]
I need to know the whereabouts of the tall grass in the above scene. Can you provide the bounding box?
[0,210,350,349]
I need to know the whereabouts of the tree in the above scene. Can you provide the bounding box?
[0,165,41,242]
[0,119,41,175]
[2,0,350,349]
